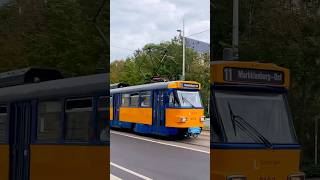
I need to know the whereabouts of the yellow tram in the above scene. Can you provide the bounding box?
[0,68,109,180]
[110,81,205,137]
[210,61,304,179]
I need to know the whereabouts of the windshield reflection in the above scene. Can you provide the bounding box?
[175,90,203,108]
[215,91,297,144]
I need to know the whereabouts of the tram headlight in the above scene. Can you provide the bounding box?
[200,116,206,122]
[288,173,305,180]
[180,117,187,123]
[227,175,247,180]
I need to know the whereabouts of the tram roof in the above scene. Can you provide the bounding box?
[111,81,200,94]
[0,73,108,103]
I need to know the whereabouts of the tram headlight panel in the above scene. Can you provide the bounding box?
[288,173,305,180]
[180,117,187,123]
[227,175,247,180]
[200,116,205,122]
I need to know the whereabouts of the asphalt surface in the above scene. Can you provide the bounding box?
[110,130,210,180]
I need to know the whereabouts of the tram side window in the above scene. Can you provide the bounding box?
[169,92,179,107]
[121,94,130,107]
[37,101,61,142]
[98,96,109,142]
[0,107,7,143]
[65,98,93,142]
[140,91,151,107]
[130,93,139,107]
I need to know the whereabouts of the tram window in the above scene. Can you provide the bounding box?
[37,101,62,142]
[65,98,93,142]
[140,91,151,107]
[110,96,113,107]
[169,92,179,107]
[121,94,130,107]
[0,106,7,143]
[130,93,139,107]
[98,96,109,142]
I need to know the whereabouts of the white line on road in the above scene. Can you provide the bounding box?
[111,162,153,180]
[111,131,209,154]
[110,174,122,180]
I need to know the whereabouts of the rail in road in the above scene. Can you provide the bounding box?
[110,130,210,180]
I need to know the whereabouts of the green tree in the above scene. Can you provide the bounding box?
[0,0,108,76]
[110,38,210,115]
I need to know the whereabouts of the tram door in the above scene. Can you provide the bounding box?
[9,102,32,180]
[153,90,165,134]
[112,94,121,126]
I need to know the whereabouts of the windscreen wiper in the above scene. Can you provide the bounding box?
[227,102,273,149]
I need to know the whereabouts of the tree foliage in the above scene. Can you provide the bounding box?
[0,0,108,76]
[110,38,210,115]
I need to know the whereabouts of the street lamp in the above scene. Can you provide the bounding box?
[233,0,239,60]
[177,18,186,80]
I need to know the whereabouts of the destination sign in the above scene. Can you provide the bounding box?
[223,67,284,85]
[182,83,200,88]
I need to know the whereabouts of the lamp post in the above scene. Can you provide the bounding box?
[177,18,186,80]
[233,0,239,60]
[315,118,318,166]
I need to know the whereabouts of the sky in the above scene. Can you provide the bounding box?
[110,0,210,62]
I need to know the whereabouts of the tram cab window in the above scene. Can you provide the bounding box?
[176,90,203,108]
[0,106,7,142]
[140,91,151,107]
[130,93,139,107]
[37,101,61,142]
[169,92,179,107]
[65,98,93,141]
[121,94,130,107]
[98,96,109,142]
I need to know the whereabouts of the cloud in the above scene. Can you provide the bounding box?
[111,0,210,62]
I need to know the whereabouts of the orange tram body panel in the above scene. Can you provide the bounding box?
[0,69,109,180]
[110,81,205,137]
[210,61,304,180]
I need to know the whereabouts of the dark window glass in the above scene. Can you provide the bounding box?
[140,91,151,107]
[0,107,7,143]
[37,101,61,142]
[98,96,109,142]
[130,93,139,107]
[110,96,113,107]
[169,92,179,107]
[215,92,297,144]
[121,94,130,107]
[65,98,93,141]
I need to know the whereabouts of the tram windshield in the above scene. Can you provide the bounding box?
[174,90,203,108]
[215,91,297,144]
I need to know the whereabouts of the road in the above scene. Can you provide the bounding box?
[110,130,210,180]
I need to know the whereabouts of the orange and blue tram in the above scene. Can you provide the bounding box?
[210,61,304,179]
[0,68,109,180]
[110,81,205,137]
